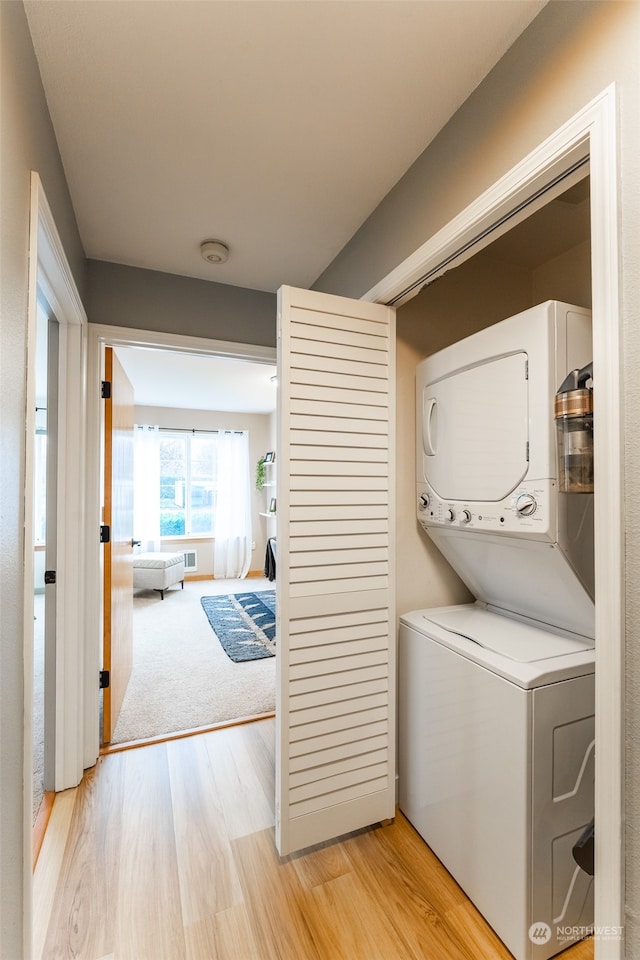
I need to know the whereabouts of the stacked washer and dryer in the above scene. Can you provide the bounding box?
[399,301,595,960]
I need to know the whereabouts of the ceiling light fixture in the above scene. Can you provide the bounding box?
[200,240,229,264]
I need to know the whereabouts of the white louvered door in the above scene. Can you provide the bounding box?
[275,285,396,856]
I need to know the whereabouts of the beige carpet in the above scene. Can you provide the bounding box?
[111,578,276,744]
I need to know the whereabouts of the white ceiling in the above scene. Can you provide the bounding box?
[25,0,548,412]
[116,347,277,413]
[24,0,547,295]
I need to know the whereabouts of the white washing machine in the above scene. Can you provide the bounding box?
[401,302,595,960]
[399,605,595,960]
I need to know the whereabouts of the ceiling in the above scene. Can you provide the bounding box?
[116,347,278,413]
[24,0,547,295]
[25,1,550,413]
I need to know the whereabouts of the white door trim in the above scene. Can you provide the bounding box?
[364,85,623,956]
[24,172,88,950]
[83,323,277,763]
[27,173,89,792]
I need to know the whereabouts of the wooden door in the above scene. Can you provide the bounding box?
[275,285,396,856]
[102,346,135,744]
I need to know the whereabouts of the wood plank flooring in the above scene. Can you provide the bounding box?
[33,719,594,960]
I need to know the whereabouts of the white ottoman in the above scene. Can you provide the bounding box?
[133,551,185,599]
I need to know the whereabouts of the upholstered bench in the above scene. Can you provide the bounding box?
[133,551,185,599]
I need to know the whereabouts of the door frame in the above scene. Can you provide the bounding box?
[25,173,88,806]
[363,85,623,951]
[83,324,277,762]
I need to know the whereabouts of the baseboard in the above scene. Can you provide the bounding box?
[33,790,55,870]
[100,711,275,754]
[185,570,267,582]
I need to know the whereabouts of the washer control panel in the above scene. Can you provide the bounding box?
[417,480,555,538]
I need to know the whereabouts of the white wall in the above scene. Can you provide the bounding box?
[136,406,272,576]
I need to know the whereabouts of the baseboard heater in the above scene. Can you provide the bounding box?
[183,550,197,572]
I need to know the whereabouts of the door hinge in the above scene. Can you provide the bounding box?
[524,360,529,380]
[99,670,110,689]
[100,524,110,543]
[101,380,111,399]
[44,570,56,585]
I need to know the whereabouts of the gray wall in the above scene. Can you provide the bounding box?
[0,3,86,957]
[87,260,277,347]
[318,1,640,949]
[315,1,638,301]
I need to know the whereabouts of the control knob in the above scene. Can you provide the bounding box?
[445,508,455,522]
[418,492,430,510]
[461,509,472,524]
[515,493,537,517]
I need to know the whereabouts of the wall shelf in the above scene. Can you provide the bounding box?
[260,452,276,520]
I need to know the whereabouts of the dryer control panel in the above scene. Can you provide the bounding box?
[417,479,556,539]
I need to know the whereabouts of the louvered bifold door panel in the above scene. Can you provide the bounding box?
[275,285,396,856]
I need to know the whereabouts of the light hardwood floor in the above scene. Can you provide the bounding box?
[34,719,593,960]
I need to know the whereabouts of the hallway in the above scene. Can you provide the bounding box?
[33,719,594,960]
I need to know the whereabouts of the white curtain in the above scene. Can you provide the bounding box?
[213,430,252,579]
[133,424,160,552]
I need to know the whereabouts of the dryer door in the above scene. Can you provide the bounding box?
[421,352,529,501]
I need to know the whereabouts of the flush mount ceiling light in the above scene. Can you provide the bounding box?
[200,240,229,264]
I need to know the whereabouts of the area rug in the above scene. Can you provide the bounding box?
[201,591,276,662]
[111,580,275,744]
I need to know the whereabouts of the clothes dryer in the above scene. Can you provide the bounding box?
[416,300,594,636]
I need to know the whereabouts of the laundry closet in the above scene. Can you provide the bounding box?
[396,175,593,960]
[396,175,592,619]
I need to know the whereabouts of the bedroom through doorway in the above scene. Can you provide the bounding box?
[102,345,277,748]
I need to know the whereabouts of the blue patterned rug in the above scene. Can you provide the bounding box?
[200,591,276,662]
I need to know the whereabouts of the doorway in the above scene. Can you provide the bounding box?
[98,342,278,747]
[32,297,60,823]
[26,174,88,882]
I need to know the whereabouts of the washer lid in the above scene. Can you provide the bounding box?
[423,606,594,662]
[427,528,595,639]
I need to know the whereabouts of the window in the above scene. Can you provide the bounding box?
[159,432,218,537]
